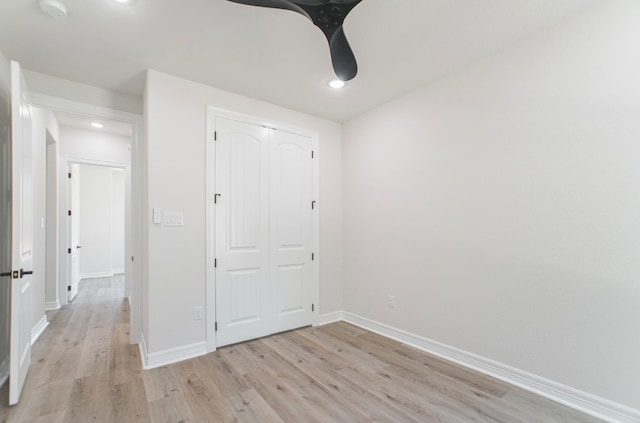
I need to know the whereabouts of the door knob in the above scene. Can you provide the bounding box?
[19,269,33,278]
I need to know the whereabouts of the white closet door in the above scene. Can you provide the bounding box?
[269,129,313,333]
[215,117,270,347]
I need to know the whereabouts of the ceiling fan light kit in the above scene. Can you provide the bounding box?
[227,0,363,81]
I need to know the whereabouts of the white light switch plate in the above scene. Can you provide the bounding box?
[152,207,162,224]
[164,212,184,227]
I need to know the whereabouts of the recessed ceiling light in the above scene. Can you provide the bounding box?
[91,122,104,129]
[114,0,131,3]
[328,79,345,89]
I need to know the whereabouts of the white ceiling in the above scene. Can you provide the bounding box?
[54,110,132,137]
[0,0,598,122]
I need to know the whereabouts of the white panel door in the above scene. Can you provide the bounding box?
[9,61,33,405]
[215,117,270,347]
[269,129,313,333]
[68,164,80,301]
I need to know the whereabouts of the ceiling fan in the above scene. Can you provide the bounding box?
[226,0,363,81]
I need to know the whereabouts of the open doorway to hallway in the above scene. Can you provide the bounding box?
[47,111,132,311]
[67,163,127,302]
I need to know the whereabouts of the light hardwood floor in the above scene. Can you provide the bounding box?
[0,276,602,422]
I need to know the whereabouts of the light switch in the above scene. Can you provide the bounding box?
[153,208,162,224]
[164,212,184,227]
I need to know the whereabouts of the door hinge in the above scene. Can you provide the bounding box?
[214,258,217,268]
[311,253,315,261]
[312,304,315,312]
[131,256,134,262]
[311,150,314,159]
[68,248,71,254]
[214,193,221,204]
[214,131,217,141]
[68,172,72,179]
[68,210,72,216]
[67,286,71,292]
[311,201,316,210]
[215,321,218,332]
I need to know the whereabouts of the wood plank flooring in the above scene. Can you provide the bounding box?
[0,276,602,422]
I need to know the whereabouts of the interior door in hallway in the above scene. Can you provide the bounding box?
[68,164,80,301]
[8,61,33,405]
[215,117,270,347]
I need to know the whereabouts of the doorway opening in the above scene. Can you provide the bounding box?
[32,95,143,346]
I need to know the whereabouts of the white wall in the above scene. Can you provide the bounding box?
[30,107,59,335]
[111,169,125,274]
[342,0,640,411]
[144,70,343,353]
[24,70,142,115]
[45,139,59,308]
[59,126,130,165]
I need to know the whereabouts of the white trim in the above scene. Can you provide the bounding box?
[80,272,114,280]
[205,111,216,353]
[140,336,207,370]
[30,93,140,122]
[342,311,640,423]
[0,358,8,388]
[30,315,49,345]
[112,268,124,275]
[317,311,343,326]
[44,300,60,311]
[138,333,148,368]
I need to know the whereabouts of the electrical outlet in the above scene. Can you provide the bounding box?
[194,306,204,320]
[387,295,395,308]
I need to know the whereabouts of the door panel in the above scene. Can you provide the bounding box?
[215,117,270,347]
[269,129,313,332]
[9,61,33,405]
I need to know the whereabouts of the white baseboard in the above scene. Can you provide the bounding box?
[0,358,8,388]
[80,271,114,280]
[31,315,49,345]
[317,311,343,326]
[44,300,61,311]
[342,311,640,423]
[139,335,207,370]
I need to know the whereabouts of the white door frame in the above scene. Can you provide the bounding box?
[29,94,143,345]
[62,159,129,300]
[205,107,320,352]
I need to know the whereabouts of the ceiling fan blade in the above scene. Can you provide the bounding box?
[227,0,308,17]
[227,0,362,80]
[326,26,357,81]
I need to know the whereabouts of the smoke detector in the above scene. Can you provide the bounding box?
[40,0,67,18]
